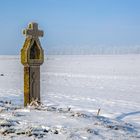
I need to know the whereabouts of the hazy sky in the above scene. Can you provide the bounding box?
[0,0,140,54]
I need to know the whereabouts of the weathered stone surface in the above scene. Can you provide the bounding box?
[23,22,43,39]
[21,22,44,106]
[30,66,40,101]
[24,66,30,106]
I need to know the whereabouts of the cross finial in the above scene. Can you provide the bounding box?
[23,22,44,38]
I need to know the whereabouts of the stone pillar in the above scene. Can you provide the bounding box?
[30,66,40,102]
[24,66,30,106]
[23,66,41,106]
[21,22,44,106]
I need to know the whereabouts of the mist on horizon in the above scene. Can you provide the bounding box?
[0,0,140,55]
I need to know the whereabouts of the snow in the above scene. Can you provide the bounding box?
[0,55,140,139]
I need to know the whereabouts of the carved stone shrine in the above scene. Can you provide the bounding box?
[21,22,44,106]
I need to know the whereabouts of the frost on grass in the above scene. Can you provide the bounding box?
[0,100,139,140]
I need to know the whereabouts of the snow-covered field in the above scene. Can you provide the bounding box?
[0,55,140,139]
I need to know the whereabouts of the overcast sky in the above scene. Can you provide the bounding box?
[0,0,140,54]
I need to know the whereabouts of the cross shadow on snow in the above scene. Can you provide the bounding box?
[116,111,140,121]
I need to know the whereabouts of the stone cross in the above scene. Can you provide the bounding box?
[21,22,44,106]
[23,22,43,38]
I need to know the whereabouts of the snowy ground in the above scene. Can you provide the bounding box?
[0,55,140,140]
